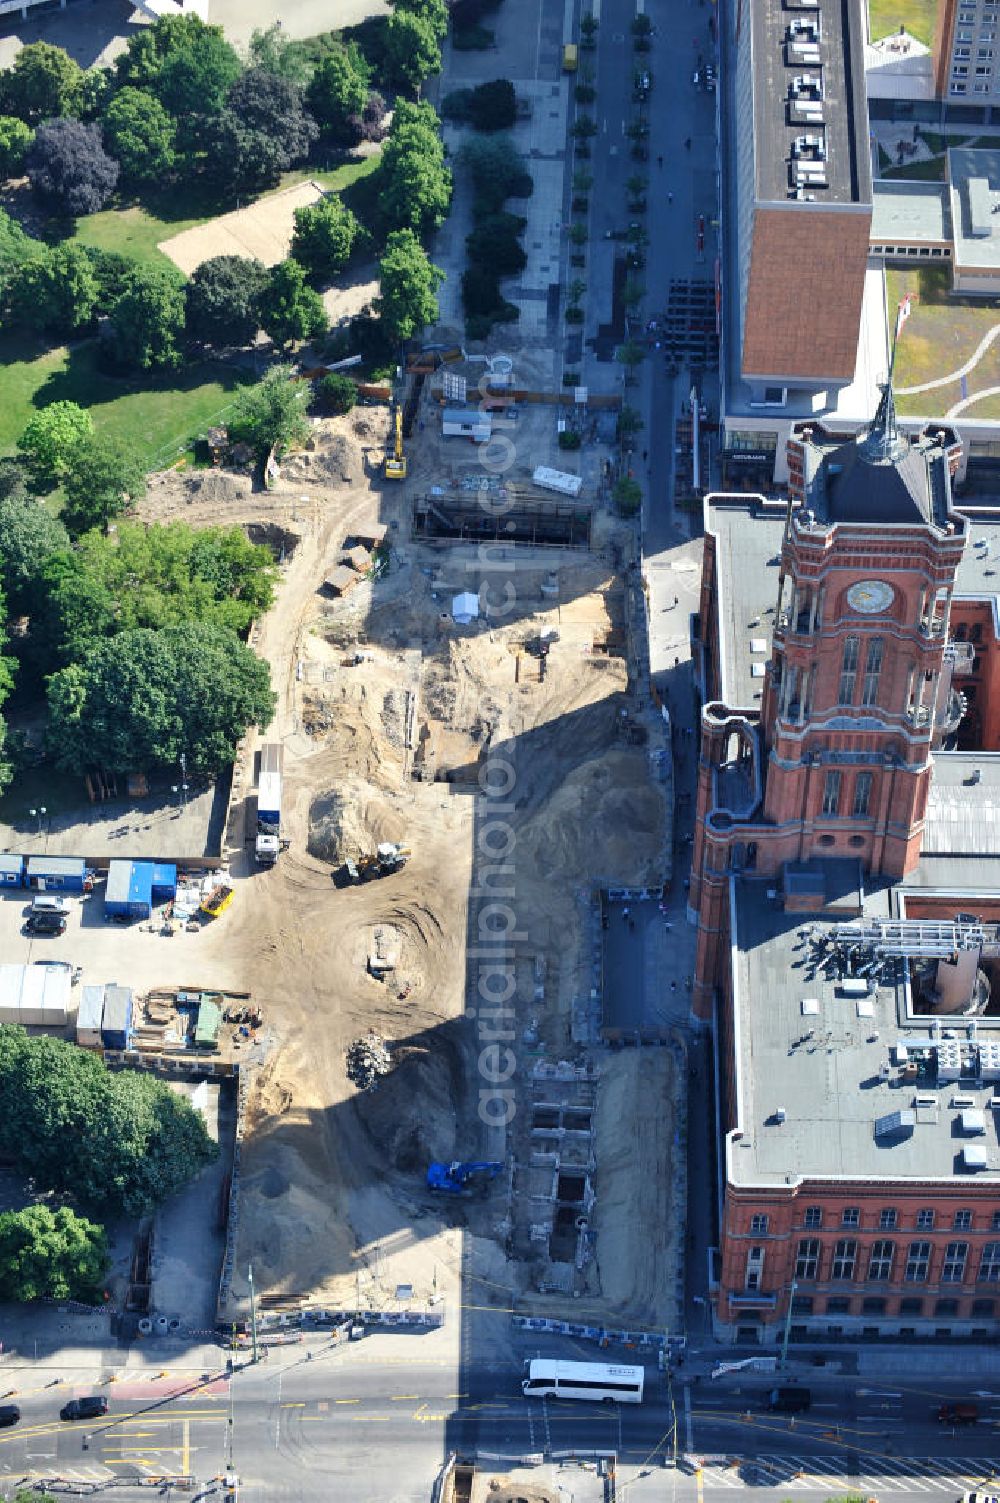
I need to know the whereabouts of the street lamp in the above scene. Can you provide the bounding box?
[28,806,46,835]
[779,1278,799,1369]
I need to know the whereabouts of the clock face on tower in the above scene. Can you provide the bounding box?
[847,579,895,615]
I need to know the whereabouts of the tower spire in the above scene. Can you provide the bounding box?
[860,291,911,465]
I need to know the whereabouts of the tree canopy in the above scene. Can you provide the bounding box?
[229,366,311,460]
[377,101,452,241]
[226,68,317,170]
[258,258,327,349]
[103,86,177,186]
[26,119,119,218]
[0,115,33,176]
[378,229,443,341]
[6,242,99,337]
[61,434,147,538]
[291,196,360,285]
[47,621,276,778]
[101,262,186,371]
[305,46,370,142]
[0,1205,108,1304]
[383,10,443,91]
[17,402,93,490]
[0,41,84,124]
[41,520,277,666]
[0,1026,219,1217]
[0,493,68,620]
[185,254,267,347]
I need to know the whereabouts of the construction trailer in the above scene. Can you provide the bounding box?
[0,854,23,886]
[77,985,105,1048]
[26,856,85,893]
[256,744,284,868]
[101,983,133,1050]
[105,860,177,919]
[0,964,70,1027]
[194,998,222,1051]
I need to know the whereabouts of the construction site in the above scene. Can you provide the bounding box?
[129,349,682,1334]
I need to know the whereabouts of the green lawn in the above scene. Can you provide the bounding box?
[887,266,1000,417]
[67,153,382,272]
[883,156,947,181]
[868,0,937,45]
[0,333,250,469]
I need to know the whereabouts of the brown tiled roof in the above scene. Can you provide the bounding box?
[741,207,871,383]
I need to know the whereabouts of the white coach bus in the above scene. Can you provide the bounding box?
[521,1360,645,1403]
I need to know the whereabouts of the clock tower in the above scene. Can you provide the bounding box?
[690,383,968,1013]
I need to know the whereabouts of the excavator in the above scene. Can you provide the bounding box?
[335,842,411,887]
[426,1160,503,1194]
[384,404,407,480]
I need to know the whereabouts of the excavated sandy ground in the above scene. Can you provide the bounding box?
[139,405,671,1323]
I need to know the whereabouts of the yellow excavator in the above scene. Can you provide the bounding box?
[384,405,407,480]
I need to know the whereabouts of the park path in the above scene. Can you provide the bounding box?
[896,322,1000,394]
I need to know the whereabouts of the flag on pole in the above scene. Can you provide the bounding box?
[895,294,912,339]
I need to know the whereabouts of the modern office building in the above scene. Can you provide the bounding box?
[720,0,876,479]
[691,387,1000,1343]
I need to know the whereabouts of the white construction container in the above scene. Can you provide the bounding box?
[532,466,583,498]
[0,964,70,1027]
[77,985,105,1048]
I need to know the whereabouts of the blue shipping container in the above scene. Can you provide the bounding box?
[26,856,85,892]
[150,863,177,899]
[101,984,133,1049]
[0,854,23,885]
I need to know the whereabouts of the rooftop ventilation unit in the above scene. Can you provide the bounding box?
[875,1109,915,1139]
[961,1108,987,1135]
[961,1145,989,1171]
[952,1094,977,1108]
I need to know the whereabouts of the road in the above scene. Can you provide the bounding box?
[3,1346,1000,1501]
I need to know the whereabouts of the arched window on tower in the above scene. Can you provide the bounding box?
[839,636,860,704]
[862,638,884,708]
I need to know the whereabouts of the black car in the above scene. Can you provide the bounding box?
[60,1396,108,1421]
[0,1406,20,1428]
[26,913,66,936]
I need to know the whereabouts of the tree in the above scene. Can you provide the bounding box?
[0,205,44,288]
[378,228,443,342]
[391,0,449,37]
[258,259,327,350]
[306,46,370,141]
[616,338,645,381]
[226,68,317,170]
[316,372,357,416]
[349,91,388,144]
[460,133,532,214]
[201,109,286,196]
[6,242,98,336]
[145,23,241,124]
[61,435,146,537]
[185,254,267,347]
[0,491,69,617]
[383,10,442,92]
[291,196,360,285]
[378,101,451,238]
[466,219,526,276]
[613,476,642,515]
[229,365,311,458]
[0,42,84,124]
[468,78,516,131]
[618,405,643,439]
[17,402,93,489]
[0,116,33,177]
[47,622,276,779]
[0,1027,219,1216]
[246,23,312,87]
[103,86,176,187]
[0,1205,108,1303]
[26,120,118,218]
[102,263,186,372]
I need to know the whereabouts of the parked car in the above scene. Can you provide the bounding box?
[26,912,66,936]
[0,1406,20,1428]
[765,1386,811,1413]
[938,1401,978,1425]
[60,1396,108,1421]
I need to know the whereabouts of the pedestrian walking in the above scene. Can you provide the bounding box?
[667,191,674,204]
[657,154,664,167]
[684,137,691,150]
[674,594,679,607]
[623,905,630,921]
[642,449,648,460]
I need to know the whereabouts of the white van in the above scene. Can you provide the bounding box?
[30,895,70,915]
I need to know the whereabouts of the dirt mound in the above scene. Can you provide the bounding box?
[517,750,665,884]
[281,429,361,485]
[352,1043,458,1169]
[307,783,407,864]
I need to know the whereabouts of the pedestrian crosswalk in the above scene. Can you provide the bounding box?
[688,1453,1000,1491]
